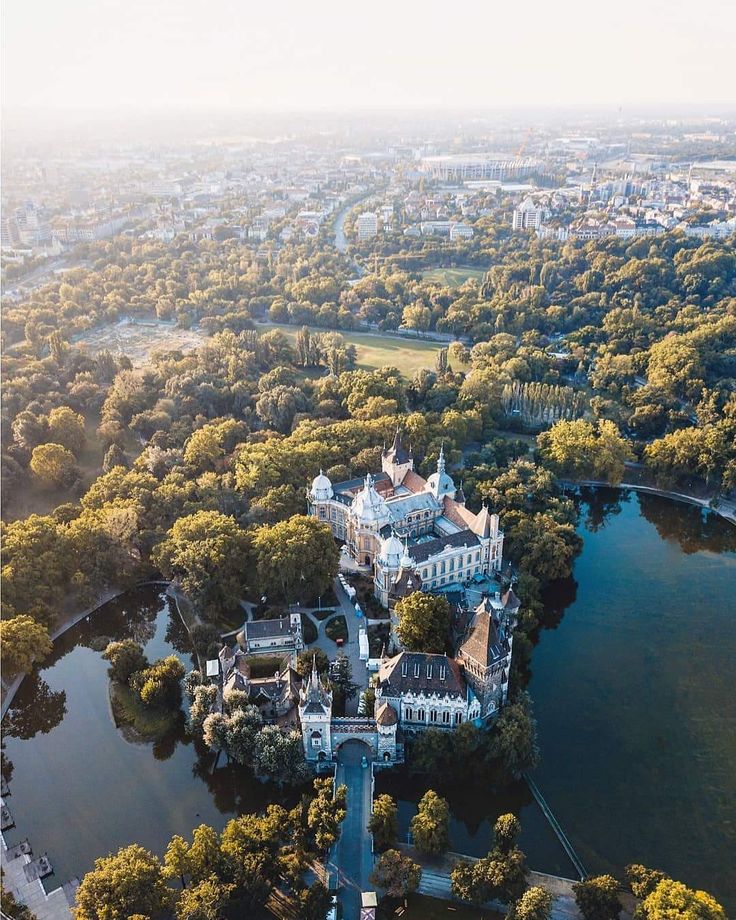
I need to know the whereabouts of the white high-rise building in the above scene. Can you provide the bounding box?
[356,211,378,240]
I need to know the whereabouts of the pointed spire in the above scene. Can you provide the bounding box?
[437,442,446,475]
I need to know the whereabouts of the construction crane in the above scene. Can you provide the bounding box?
[516,127,533,158]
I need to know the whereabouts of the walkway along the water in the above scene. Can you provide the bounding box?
[561,479,736,525]
[523,774,587,881]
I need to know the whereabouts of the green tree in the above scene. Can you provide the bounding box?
[102,640,149,684]
[187,825,223,885]
[625,865,667,900]
[30,443,78,488]
[252,515,339,604]
[370,849,422,899]
[410,790,450,856]
[638,879,726,920]
[494,813,521,855]
[307,780,347,853]
[296,648,330,678]
[152,511,251,617]
[47,407,86,455]
[395,592,451,653]
[175,875,233,920]
[507,886,554,920]
[450,860,479,903]
[369,794,398,851]
[73,844,173,920]
[164,835,192,888]
[130,656,185,709]
[537,419,632,484]
[489,692,539,778]
[295,882,332,920]
[0,616,52,677]
[189,685,219,733]
[252,727,310,786]
[573,875,622,920]
[102,443,129,472]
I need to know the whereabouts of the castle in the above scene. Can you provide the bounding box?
[307,431,504,606]
[298,586,520,765]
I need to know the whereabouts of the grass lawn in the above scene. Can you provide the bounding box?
[324,614,348,643]
[379,894,502,919]
[301,614,318,644]
[420,267,485,288]
[246,655,287,678]
[254,322,445,378]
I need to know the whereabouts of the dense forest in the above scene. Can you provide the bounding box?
[2,222,735,685]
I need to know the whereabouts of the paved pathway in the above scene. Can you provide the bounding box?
[563,480,736,525]
[329,741,374,920]
[1,827,75,920]
[311,578,369,715]
[401,847,636,920]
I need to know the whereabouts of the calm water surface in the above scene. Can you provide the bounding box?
[2,493,735,907]
[532,490,736,906]
[1,586,303,885]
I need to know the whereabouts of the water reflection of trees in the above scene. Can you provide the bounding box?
[4,675,67,740]
[637,494,736,555]
[190,740,305,817]
[540,577,578,632]
[578,487,625,533]
[376,767,534,847]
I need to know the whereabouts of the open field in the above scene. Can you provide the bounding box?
[74,318,208,367]
[420,266,485,287]
[254,322,446,376]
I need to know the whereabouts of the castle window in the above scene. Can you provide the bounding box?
[439,665,446,681]
[426,664,432,679]
[455,712,463,724]
[417,709,425,722]
[430,710,437,723]
[319,507,326,518]
[405,707,413,721]
[401,659,408,678]
[413,662,420,678]
[442,710,450,724]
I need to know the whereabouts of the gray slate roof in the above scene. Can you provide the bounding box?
[408,529,480,563]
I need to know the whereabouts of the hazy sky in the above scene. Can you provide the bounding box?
[3,0,735,114]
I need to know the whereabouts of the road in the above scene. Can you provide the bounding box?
[329,740,374,920]
[312,578,369,715]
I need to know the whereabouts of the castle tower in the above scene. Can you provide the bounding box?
[298,658,333,763]
[375,701,398,763]
[456,592,520,720]
[381,429,413,487]
[376,531,404,607]
[425,444,456,500]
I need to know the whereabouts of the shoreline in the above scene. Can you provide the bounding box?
[0,580,171,721]
[561,479,736,526]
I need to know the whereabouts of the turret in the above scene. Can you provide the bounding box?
[425,444,456,500]
[298,657,333,762]
[381,428,413,486]
[309,469,333,502]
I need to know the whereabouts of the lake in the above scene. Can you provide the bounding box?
[2,491,735,907]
